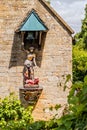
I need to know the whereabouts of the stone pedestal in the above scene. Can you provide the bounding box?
[19,87,43,107]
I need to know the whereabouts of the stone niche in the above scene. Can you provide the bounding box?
[18,9,48,107]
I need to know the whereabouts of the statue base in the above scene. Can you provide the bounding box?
[19,86,43,106]
[24,84,39,88]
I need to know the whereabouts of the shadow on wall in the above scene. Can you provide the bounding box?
[36,32,47,67]
[9,32,47,68]
[9,32,26,68]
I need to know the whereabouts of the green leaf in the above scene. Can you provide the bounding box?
[84,75,87,85]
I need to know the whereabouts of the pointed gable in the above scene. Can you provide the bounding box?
[39,0,74,34]
[20,10,48,31]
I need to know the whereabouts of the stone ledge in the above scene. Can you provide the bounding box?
[19,86,43,91]
[19,86,43,106]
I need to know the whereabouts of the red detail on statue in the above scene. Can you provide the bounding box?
[26,78,39,85]
[24,78,39,88]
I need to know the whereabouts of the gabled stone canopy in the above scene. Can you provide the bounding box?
[18,9,48,31]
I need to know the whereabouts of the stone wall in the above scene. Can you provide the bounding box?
[0,0,72,120]
[0,0,36,97]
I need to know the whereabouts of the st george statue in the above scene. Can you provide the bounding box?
[23,47,39,88]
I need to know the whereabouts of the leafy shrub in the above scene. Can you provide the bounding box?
[0,93,33,130]
[73,46,87,82]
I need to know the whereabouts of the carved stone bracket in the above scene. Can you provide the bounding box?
[19,87,43,106]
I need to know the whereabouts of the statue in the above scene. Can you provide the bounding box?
[23,47,39,88]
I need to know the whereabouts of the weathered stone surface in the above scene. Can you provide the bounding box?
[0,0,73,120]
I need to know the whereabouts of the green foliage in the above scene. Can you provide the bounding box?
[27,121,46,130]
[49,104,61,111]
[73,46,87,82]
[0,93,33,130]
[73,4,87,82]
[64,74,71,91]
[54,104,61,111]
[74,4,87,49]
